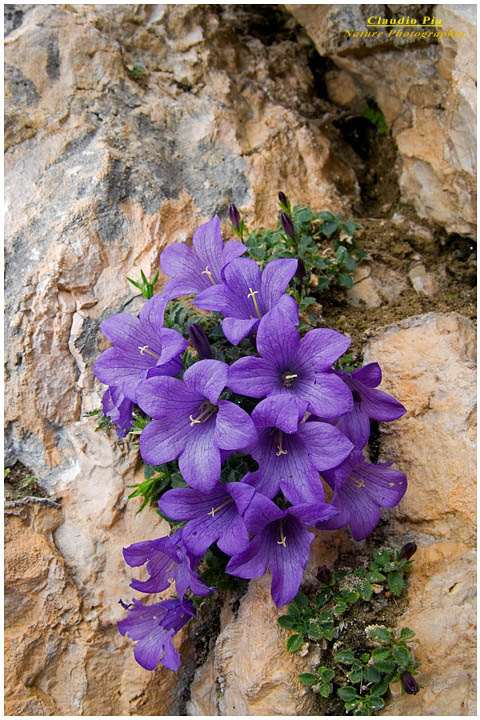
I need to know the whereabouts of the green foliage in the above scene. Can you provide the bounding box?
[362,103,389,136]
[84,407,113,432]
[127,269,159,299]
[278,545,419,715]
[198,545,248,594]
[127,64,146,80]
[244,200,365,308]
[127,460,187,513]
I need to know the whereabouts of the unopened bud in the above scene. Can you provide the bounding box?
[401,671,419,695]
[316,565,332,585]
[278,191,288,206]
[295,258,306,285]
[399,542,417,561]
[228,203,241,230]
[188,323,212,359]
[280,211,295,240]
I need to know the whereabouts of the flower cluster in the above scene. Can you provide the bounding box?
[94,213,407,673]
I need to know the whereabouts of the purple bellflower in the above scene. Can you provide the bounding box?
[245,395,354,503]
[158,481,256,557]
[118,597,194,671]
[194,257,299,345]
[123,529,213,602]
[227,306,353,418]
[93,295,187,403]
[317,450,407,540]
[336,363,406,448]
[136,359,257,491]
[160,215,246,300]
[101,386,133,437]
[226,489,339,607]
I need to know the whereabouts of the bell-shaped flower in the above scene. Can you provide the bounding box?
[194,257,299,345]
[93,295,187,403]
[101,385,134,437]
[136,359,257,492]
[335,363,406,448]
[158,481,256,557]
[160,215,246,300]
[245,395,353,503]
[227,306,353,418]
[117,597,194,671]
[225,489,338,607]
[317,450,407,540]
[123,529,213,603]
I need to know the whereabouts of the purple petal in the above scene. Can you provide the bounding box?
[215,400,257,450]
[276,293,299,325]
[222,317,258,345]
[222,239,247,266]
[216,514,250,556]
[160,242,197,279]
[268,516,314,607]
[226,534,269,579]
[192,215,225,281]
[261,258,298,308]
[256,306,299,369]
[359,386,407,422]
[298,421,354,471]
[280,471,327,505]
[136,376,199,419]
[183,359,228,403]
[158,487,220,521]
[222,257,263,313]
[179,422,221,491]
[352,362,382,388]
[295,372,354,418]
[227,356,278,397]
[139,417,187,465]
[100,312,142,348]
[251,395,303,434]
[241,490,285,535]
[139,294,168,333]
[156,328,188,365]
[295,328,351,372]
[288,502,339,526]
[337,404,371,449]
[194,283,231,314]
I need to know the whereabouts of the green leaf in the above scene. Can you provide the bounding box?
[371,676,390,696]
[399,627,416,642]
[298,673,318,686]
[371,648,391,662]
[368,696,385,709]
[373,660,396,674]
[338,273,353,288]
[307,622,322,640]
[315,589,332,607]
[360,580,372,601]
[335,245,347,263]
[392,645,410,666]
[278,615,297,629]
[333,601,347,616]
[342,220,357,236]
[286,634,304,653]
[293,592,310,608]
[321,624,335,641]
[321,220,339,237]
[369,627,392,644]
[367,570,386,583]
[319,667,335,682]
[335,650,355,665]
[387,571,405,596]
[171,473,188,488]
[365,667,382,683]
[337,686,358,701]
[343,255,356,272]
[320,683,331,698]
[348,670,363,684]
[316,211,336,221]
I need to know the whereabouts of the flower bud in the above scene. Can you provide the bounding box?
[278,191,288,206]
[228,203,241,230]
[295,258,306,286]
[280,211,295,240]
[316,565,332,585]
[401,671,419,695]
[188,323,212,360]
[399,542,417,561]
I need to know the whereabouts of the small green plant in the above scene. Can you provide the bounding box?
[127,269,159,299]
[127,64,146,80]
[278,545,419,715]
[84,407,113,432]
[362,103,389,136]
[23,475,37,486]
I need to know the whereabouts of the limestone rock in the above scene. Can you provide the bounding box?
[286,4,477,236]
[408,262,440,295]
[346,263,408,307]
[4,496,192,715]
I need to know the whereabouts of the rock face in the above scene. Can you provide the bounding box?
[364,312,476,715]
[286,3,477,236]
[4,3,477,717]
